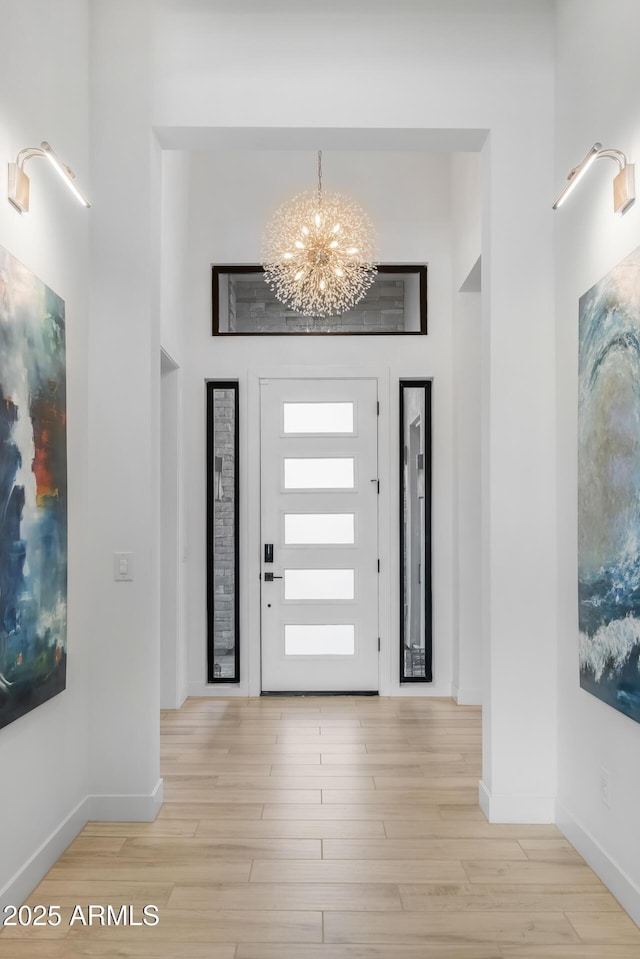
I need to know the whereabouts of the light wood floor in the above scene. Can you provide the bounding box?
[2,696,640,958]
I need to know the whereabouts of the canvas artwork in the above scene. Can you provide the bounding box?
[579,244,640,724]
[0,245,67,730]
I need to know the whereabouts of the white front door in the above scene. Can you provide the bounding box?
[260,378,379,692]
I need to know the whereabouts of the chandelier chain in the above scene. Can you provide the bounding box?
[317,150,322,200]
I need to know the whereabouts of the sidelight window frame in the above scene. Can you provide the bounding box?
[206,380,240,683]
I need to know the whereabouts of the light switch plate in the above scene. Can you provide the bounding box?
[114,551,134,582]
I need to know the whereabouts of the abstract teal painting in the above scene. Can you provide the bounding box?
[0,245,67,730]
[579,245,640,723]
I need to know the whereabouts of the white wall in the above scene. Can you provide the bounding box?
[183,149,454,697]
[0,0,91,910]
[555,0,640,923]
[86,0,162,817]
[451,152,482,294]
[160,151,189,367]
[451,153,482,706]
[160,151,190,709]
[147,0,557,820]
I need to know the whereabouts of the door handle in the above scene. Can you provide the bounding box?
[264,572,283,582]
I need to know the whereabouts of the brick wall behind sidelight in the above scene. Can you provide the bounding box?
[213,390,236,669]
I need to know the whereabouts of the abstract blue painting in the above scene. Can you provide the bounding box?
[0,245,67,730]
[579,245,640,723]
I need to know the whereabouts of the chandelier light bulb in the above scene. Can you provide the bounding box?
[262,151,377,317]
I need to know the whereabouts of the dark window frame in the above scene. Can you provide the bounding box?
[206,380,240,683]
[399,379,433,684]
[211,264,428,336]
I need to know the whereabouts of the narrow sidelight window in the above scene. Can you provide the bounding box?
[400,380,433,682]
[206,381,240,682]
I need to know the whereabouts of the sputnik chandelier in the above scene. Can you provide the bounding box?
[262,151,377,317]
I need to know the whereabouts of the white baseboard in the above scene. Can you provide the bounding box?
[479,779,491,819]
[0,778,164,920]
[88,778,164,822]
[479,779,555,823]
[454,686,482,706]
[556,801,640,928]
[188,681,248,698]
[0,796,88,921]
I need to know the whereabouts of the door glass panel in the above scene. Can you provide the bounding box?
[284,513,355,545]
[285,624,355,656]
[284,569,355,600]
[284,458,354,489]
[283,402,354,434]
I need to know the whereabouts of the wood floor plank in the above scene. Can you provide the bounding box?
[0,946,236,959]
[168,881,402,911]
[250,858,468,883]
[364,741,467,753]
[374,775,481,789]
[262,802,442,820]
[24,880,174,907]
[160,763,277,777]
[118,837,322,860]
[321,752,464,764]
[61,909,322,944]
[463,860,606,886]
[564,911,640,943]
[237,947,503,959]
[162,786,322,803]
[273,763,425,777]
[323,910,580,945]
[230,743,367,754]
[195,819,386,839]
[46,859,253,883]
[322,788,479,804]
[384,821,562,840]
[82,820,198,837]
[517,839,583,863]
[500,948,640,958]
[162,753,299,768]
[439,804,487,821]
[322,838,528,861]
[62,836,126,855]
[158,802,263,819]
[215,774,376,789]
[397,882,624,913]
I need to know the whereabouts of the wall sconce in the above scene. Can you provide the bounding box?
[8,141,91,213]
[553,142,635,214]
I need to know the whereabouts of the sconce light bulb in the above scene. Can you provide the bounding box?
[552,143,601,210]
[40,141,91,208]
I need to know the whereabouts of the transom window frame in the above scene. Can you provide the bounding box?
[211,264,428,336]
